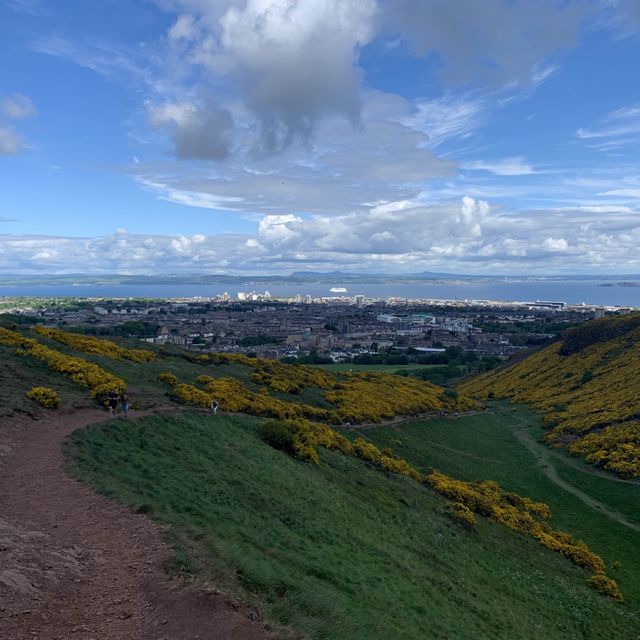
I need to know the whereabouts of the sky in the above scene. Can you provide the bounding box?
[1,0,640,276]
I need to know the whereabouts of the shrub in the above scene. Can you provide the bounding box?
[587,573,623,602]
[26,386,61,409]
[444,501,476,530]
[157,372,178,386]
[173,383,211,408]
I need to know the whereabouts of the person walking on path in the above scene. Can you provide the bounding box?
[107,390,118,416]
[120,391,129,418]
[210,399,219,415]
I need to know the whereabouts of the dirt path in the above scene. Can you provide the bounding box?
[509,418,640,533]
[339,409,484,431]
[0,409,270,640]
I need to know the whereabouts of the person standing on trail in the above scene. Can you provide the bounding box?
[108,390,118,416]
[210,399,219,415]
[120,391,129,418]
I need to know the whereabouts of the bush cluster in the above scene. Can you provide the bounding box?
[199,376,333,421]
[325,371,480,423]
[249,359,336,393]
[179,351,480,424]
[26,386,61,409]
[157,371,178,386]
[0,327,125,402]
[34,326,156,362]
[173,383,212,408]
[259,419,421,480]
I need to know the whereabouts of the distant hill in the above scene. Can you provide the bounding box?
[3,270,640,287]
[460,313,640,478]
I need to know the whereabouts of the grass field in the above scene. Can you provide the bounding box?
[313,363,440,373]
[351,402,640,609]
[67,411,639,639]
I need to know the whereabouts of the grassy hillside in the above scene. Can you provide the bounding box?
[344,405,640,606]
[0,325,479,423]
[67,412,638,640]
[459,314,640,478]
[2,323,637,637]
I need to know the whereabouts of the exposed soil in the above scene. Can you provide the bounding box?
[0,409,270,640]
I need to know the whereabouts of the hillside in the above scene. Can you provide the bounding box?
[1,323,638,638]
[459,313,640,479]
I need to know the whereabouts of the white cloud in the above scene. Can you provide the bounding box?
[0,127,25,156]
[162,0,377,153]
[3,199,640,273]
[542,237,569,252]
[133,90,455,217]
[402,92,488,148]
[463,157,538,176]
[576,103,640,147]
[149,98,234,160]
[1,94,37,119]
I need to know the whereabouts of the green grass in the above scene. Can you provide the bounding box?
[350,403,640,609]
[67,411,638,640]
[313,363,441,373]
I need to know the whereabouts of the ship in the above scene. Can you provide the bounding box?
[329,287,347,293]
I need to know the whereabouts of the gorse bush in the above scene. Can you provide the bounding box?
[587,573,624,601]
[157,371,178,385]
[444,501,476,530]
[249,359,336,393]
[325,371,480,424]
[33,326,156,362]
[173,383,211,408]
[460,314,640,478]
[26,386,61,409]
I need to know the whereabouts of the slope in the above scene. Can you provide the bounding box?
[459,313,640,478]
[68,412,638,640]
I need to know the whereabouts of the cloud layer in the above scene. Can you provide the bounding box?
[3,198,640,274]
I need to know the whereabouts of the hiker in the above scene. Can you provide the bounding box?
[107,390,118,416]
[120,391,129,418]
[210,399,219,415]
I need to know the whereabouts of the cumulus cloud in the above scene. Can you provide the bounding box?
[4,200,640,273]
[134,91,455,217]
[158,0,377,154]
[1,94,37,119]
[149,98,234,160]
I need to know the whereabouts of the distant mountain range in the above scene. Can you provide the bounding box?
[1,271,640,286]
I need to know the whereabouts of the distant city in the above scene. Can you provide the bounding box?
[1,290,627,363]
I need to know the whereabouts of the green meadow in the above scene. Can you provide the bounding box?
[67,410,639,640]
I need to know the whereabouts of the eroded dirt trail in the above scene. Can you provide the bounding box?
[509,417,640,534]
[0,410,269,640]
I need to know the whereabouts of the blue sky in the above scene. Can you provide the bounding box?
[1,0,640,274]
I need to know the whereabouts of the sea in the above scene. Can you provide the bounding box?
[1,281,640,307]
